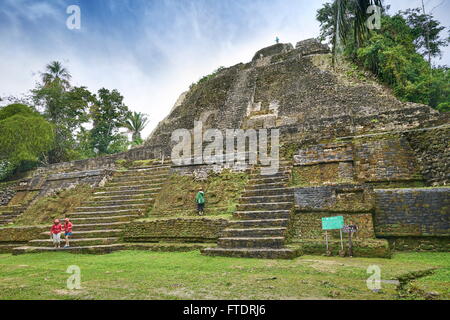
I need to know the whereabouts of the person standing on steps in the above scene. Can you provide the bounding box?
[196,188,205,216]
[63,218,73,248]
[50,219,62,249]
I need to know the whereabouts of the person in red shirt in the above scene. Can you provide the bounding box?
[50,219,62,248]
[63,218,73,248]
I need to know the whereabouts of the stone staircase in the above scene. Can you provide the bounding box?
[0,205,25,226]
[13,163,170,254]
[202,162,302,259]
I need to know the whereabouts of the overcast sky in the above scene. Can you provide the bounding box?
[1,0,449,138]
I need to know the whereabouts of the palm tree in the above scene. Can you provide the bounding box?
[124,112,149,143]
[333,0,383,65]
[41,61,72,88]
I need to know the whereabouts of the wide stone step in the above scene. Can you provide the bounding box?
[28,237,119,247]
[83,198,154,207]
[243,188,293,197]
[92,191,161,201]
[0,214,19,219]
[121,165,170,172]
[114,170,169,177]
[111,174,169,183]
[0,243,23,253]
[201,247,301,259]
[218,237,285,249]
[239,194,293,204]
[94,187,161,196]
[69,215,137,224]
[73,222,130,231]
[0,210,15,215]
[12,244,124,255]
[74,203,148,212]
[245,182,287,191]
[248,176,287,185]
[221,227,287,237]
[248,171,290,178]
[102,184,164,193]
[229,219,289,228]
[234,210,291,220]
[107,179,166,187]
[68,209,143,218]
[236,202,292,211]
[39,229,123,239]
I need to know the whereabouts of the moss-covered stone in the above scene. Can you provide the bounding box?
[0,225,47,243]
[123,218,229,243]
[293,239,391,258]
[151,170,248,217]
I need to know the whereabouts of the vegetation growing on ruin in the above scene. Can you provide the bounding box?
[151,170,248,217]
[290,165,355,187]
[189,66,226,90]
[317,2,450,112]
[14,184,93,226]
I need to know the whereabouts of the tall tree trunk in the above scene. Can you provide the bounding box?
[421,0,432,65]
[334,0,344,68]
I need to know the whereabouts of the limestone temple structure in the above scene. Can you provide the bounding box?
[0,39,448,258]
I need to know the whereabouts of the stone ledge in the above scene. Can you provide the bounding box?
[123,218,229,243]
[123,242,214,252]
[291,239,391,258]
[0,225,47,243]
[383,236,450,252]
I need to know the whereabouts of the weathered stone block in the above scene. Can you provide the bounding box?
[123,218,229,243]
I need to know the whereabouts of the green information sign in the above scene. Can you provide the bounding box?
[322,216,344,230]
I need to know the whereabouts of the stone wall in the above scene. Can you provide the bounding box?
[0,225,47,243]
[0,181,18,206]
[32,147,161,176]
[290,128,448,187]
[290,213,376,240]
[403,125,450,186]
[123,218,229,243]
[291,184,375,241]
[386,237,450,252]
[353,136,423,183]
[374,188,449,237]
[293,184,373,213]
[0,225,47,253]
[19,169,111,199]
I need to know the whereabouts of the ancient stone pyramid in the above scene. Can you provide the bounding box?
[144,38,443,157]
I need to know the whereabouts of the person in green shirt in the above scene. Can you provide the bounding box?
[195,188,205,216]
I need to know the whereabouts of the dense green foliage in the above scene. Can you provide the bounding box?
[317,2,449,111]
[356,15,449,110]
[32,82,93,163]
[0,104,54,180]
[90,88,130,154]
[0,61,147,180]
[124,111,149,145]
[317,0,382,63]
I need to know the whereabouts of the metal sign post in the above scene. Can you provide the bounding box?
[343,225,358,257]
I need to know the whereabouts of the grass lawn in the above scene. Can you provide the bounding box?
[0,251,448,300]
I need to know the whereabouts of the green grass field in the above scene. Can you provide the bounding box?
[0,251,448,300]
